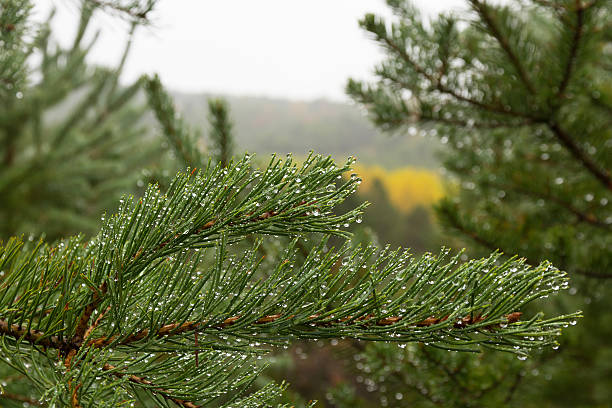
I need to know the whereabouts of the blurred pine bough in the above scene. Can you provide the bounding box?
[0,0,581,406]
[0,0,162,240]
[348,0,611,406]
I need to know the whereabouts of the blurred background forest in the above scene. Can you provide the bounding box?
[1,0,610,407]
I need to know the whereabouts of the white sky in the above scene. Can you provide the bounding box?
[33,0,467,101]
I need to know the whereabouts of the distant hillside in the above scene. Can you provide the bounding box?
[171,92,441,169]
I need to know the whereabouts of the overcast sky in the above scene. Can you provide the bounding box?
[34,1,467,101]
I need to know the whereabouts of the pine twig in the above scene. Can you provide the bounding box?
[102,364,199,408]
[73,282,109,343]
[557,0,586,98]
[70,383,82,408]
[547,122,612,192]
[83,305,112,340]
[0,320,65,350]
[0,311,524,353]
[378,34,537,121]
[469,0,537,94]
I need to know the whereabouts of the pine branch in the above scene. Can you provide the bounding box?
[374,67,536,127]
[102,364,199,408]
[349,2,609,403]
[437,199,612,279]
[556,0,586,98]
[417,111,532,130]
[0,319,66,350]
[84,311,528,351]
[451,166,610,230]
[84,0,156,23]
[144,74,204,167]
[547,122,612,192]
[73,282,108,343]
[507,185,609,230]
[0,154,580,404]
[70,383,82,408]
[1,233,572,352]
[1,228,579,352]
[469,0,537,94]
[355,15,539,121]
[208,99,235,168]
[0,155,363,404]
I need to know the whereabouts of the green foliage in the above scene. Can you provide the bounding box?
[0,2,160,240]
[145,74,205,168]
[0,155,578,406]
[144,76,236,170]
[0,0,30,102]
[328,342,525,407]
[349,0,611,406]
[0,0,588,406]
[207,99,235,168]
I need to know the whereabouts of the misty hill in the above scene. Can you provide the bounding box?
[171,92,440,169]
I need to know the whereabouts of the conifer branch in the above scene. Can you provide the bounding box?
[84,311,527,350]
[417,111,531,130]
[85,0,156,23]
[375,68,537,124]
[469,0,537,94]
[508,185,609,230]
[451,167,610,230]
[556,0,585,98]
[0,319,65,350]
[437,200,612,279]
[145,74,204,167]
[349,1,609,404]
[74,282,108,342]
[547,122,612,191]
[0,153,581,404]
[208,99,235,168]
[0,310,526,354]
[102,364,199,408]
[354,16,539,121]
[70,382,82,408]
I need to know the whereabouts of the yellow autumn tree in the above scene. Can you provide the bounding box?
[353,164,444,213]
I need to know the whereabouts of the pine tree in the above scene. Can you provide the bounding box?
[347,0,611,406]
[0,1,582,406]
[0,0,161,241]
